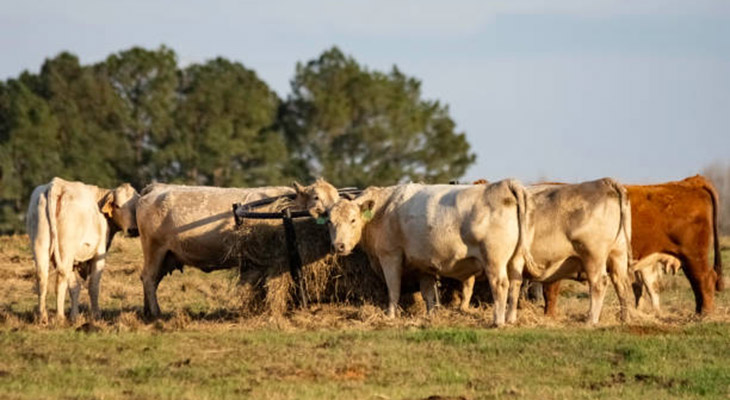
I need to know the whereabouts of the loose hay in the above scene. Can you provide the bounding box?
[229,200,387,316]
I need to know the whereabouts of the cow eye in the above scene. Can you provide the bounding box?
[313,195,319,201]
[351,218,356,223]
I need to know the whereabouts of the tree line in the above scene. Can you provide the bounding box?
[0,46,475,233]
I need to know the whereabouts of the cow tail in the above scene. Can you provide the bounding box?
[702,181,723,291]
[607,179,633,272]
[46,181,63,269]
[506,180,542,278]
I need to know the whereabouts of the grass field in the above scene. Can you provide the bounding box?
[1,235,729,399]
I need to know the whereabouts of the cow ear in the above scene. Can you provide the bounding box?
[292,181,305,194]
[359,199,375,213]
[100,192,114,218]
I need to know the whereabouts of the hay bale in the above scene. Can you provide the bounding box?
[229,201,387,315]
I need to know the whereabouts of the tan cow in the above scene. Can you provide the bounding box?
[293,178,340,218]
[509,178,634,324]
[630,253,682,313]
[136,180,339,318]
[325,180,531,326]
[26,177,139,323]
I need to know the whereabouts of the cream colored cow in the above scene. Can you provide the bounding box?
[136,180,340,318]
[511,178,634,324]
[325,180,531,327]
[26,177,139,323]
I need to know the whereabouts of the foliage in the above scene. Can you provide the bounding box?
[0,46,474,233]
[281,47,475,187]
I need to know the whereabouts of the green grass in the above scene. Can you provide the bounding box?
[0,325,729,399]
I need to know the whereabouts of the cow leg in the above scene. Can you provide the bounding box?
[67,270,82,322]
[55,269,70,322]
[379,253,403,318]
[585,259,609,325]
[484,258,509,327]
[419,274,438,315]
[88,256,106,320]
[542,281,561,317]
[607,250,633,323]
[682,255,716,314]
[648,275,661,314]
[506,258,525,324]
[460,275,475,312]
[631,278,644,308]
[141,248,167,319]
[33,247,50,324]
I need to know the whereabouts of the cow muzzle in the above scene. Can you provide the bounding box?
[332,242,349,255]
[126,228,140,238]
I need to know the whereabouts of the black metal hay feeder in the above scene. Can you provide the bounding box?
[231,187,361,309]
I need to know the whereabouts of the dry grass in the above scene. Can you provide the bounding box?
[2,234,729,332]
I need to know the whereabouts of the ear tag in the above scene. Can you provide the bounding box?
[362,210,373,221]
[316,216,328,225]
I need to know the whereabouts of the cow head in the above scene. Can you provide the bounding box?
[100,183,140,237]
[293,178,340,218]
[327,197,375,256]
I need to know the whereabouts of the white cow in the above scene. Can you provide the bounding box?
[26,177,139,323]
[136,179,340,318]
[512,179,634,324]
[325,180,531,326]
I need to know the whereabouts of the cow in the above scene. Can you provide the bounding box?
[506,178,634,324]
[293,178,340,218]
[26,177,139,323]
[630,253,682,313]
[136,180,339,318]
[542,175,723,316]
[325,180,531,326]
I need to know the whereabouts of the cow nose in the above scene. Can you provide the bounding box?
[127,228,140,238]
[334,243,346,253]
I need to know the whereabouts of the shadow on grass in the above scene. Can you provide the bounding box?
[1,303,244,327]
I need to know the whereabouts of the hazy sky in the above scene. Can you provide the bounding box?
[2,0,729,184]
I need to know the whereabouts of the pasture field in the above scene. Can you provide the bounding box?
[1,235,729,399]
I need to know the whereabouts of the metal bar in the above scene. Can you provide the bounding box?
[233,188,363,224]
[233,204,310,225]
[282,209,308,308]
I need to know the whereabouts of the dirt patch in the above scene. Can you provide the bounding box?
[588,372,690,391]
[634,373,689,389]
[587,372,628,390]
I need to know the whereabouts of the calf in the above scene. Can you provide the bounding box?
[631,253,682,313]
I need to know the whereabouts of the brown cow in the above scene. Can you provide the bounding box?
[542,175,723,315]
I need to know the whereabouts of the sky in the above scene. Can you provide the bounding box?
[1,0,729,184]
